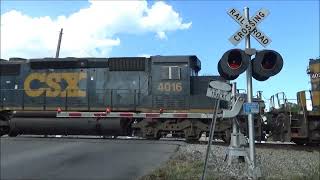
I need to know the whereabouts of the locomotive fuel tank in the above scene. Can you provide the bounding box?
[8,112,127,136]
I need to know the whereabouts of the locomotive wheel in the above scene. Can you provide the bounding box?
[143,127,161,140]
[184,128,202,142]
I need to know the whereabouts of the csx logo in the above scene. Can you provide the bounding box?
[24,72,87,97]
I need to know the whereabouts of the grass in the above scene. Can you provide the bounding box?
[140,159,213,180]
[141,159,203,180]
[140,151,221,180]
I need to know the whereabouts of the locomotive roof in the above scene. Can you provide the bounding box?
[150,55,201,72]
[1,55,202,72]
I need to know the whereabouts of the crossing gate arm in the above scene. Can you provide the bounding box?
[55,96,243,119]
[56,111,223,119]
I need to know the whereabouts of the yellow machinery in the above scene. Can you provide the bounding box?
[267,58,320,145]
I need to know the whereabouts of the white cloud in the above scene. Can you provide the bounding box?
[138,54,151,58]
[156,31,167,40]
[0,0,191,59]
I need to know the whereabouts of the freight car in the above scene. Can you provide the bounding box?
[266,58,320,145]
[0,56,265,141]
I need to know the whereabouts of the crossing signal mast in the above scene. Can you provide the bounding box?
[216,7,284,179]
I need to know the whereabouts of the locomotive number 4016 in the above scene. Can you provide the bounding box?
[158,82,182,92]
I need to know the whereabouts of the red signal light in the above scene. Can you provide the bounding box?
[217,49,250,80]
[227,50,243,69]
[57,107,62,113]
[228,59,242,69]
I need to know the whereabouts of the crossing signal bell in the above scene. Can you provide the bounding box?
[217,49,283,81]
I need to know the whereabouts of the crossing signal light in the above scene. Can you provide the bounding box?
[252,50,283,81]
[217,49,250,80]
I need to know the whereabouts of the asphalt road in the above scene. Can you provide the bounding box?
[0,136,181,180]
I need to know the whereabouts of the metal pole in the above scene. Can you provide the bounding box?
[232,82,238,136]
[55,28,63,58]
[202,99,220,180]
[244,7,258,175]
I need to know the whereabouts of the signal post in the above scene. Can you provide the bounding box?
[244,7,259,178]
[217,7,283,179]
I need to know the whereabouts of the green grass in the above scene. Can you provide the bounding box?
[140,152,220,180]
[141,159,203,180]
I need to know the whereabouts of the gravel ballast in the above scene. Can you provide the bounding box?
[143,143,320,180]
[180,144,319,179]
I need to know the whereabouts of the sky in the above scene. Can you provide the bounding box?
[0,0,319,107]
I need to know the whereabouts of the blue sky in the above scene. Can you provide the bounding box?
[1,0,319,105]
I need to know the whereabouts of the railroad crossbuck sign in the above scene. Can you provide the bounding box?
[228,8,272,47]
[206,80,232,101]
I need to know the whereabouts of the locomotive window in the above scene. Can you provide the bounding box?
[170,66,181,79]
[160,66,170,79]
[161,66,181,80]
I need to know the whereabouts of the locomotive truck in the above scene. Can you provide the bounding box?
[0,56,265,142]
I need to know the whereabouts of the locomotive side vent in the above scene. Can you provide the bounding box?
[0,64,21,75]
[108,57,145,71]
[30,59,88,69]
[153,95,187,109]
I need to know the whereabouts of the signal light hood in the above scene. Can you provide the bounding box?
[217,49,250,80]
[252,50,283,81]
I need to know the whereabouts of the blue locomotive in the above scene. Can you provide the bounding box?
[0,56,265,141]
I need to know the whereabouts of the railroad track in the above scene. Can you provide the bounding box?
[1,135,319,151]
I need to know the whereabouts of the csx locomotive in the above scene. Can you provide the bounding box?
[0,56,265,141]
